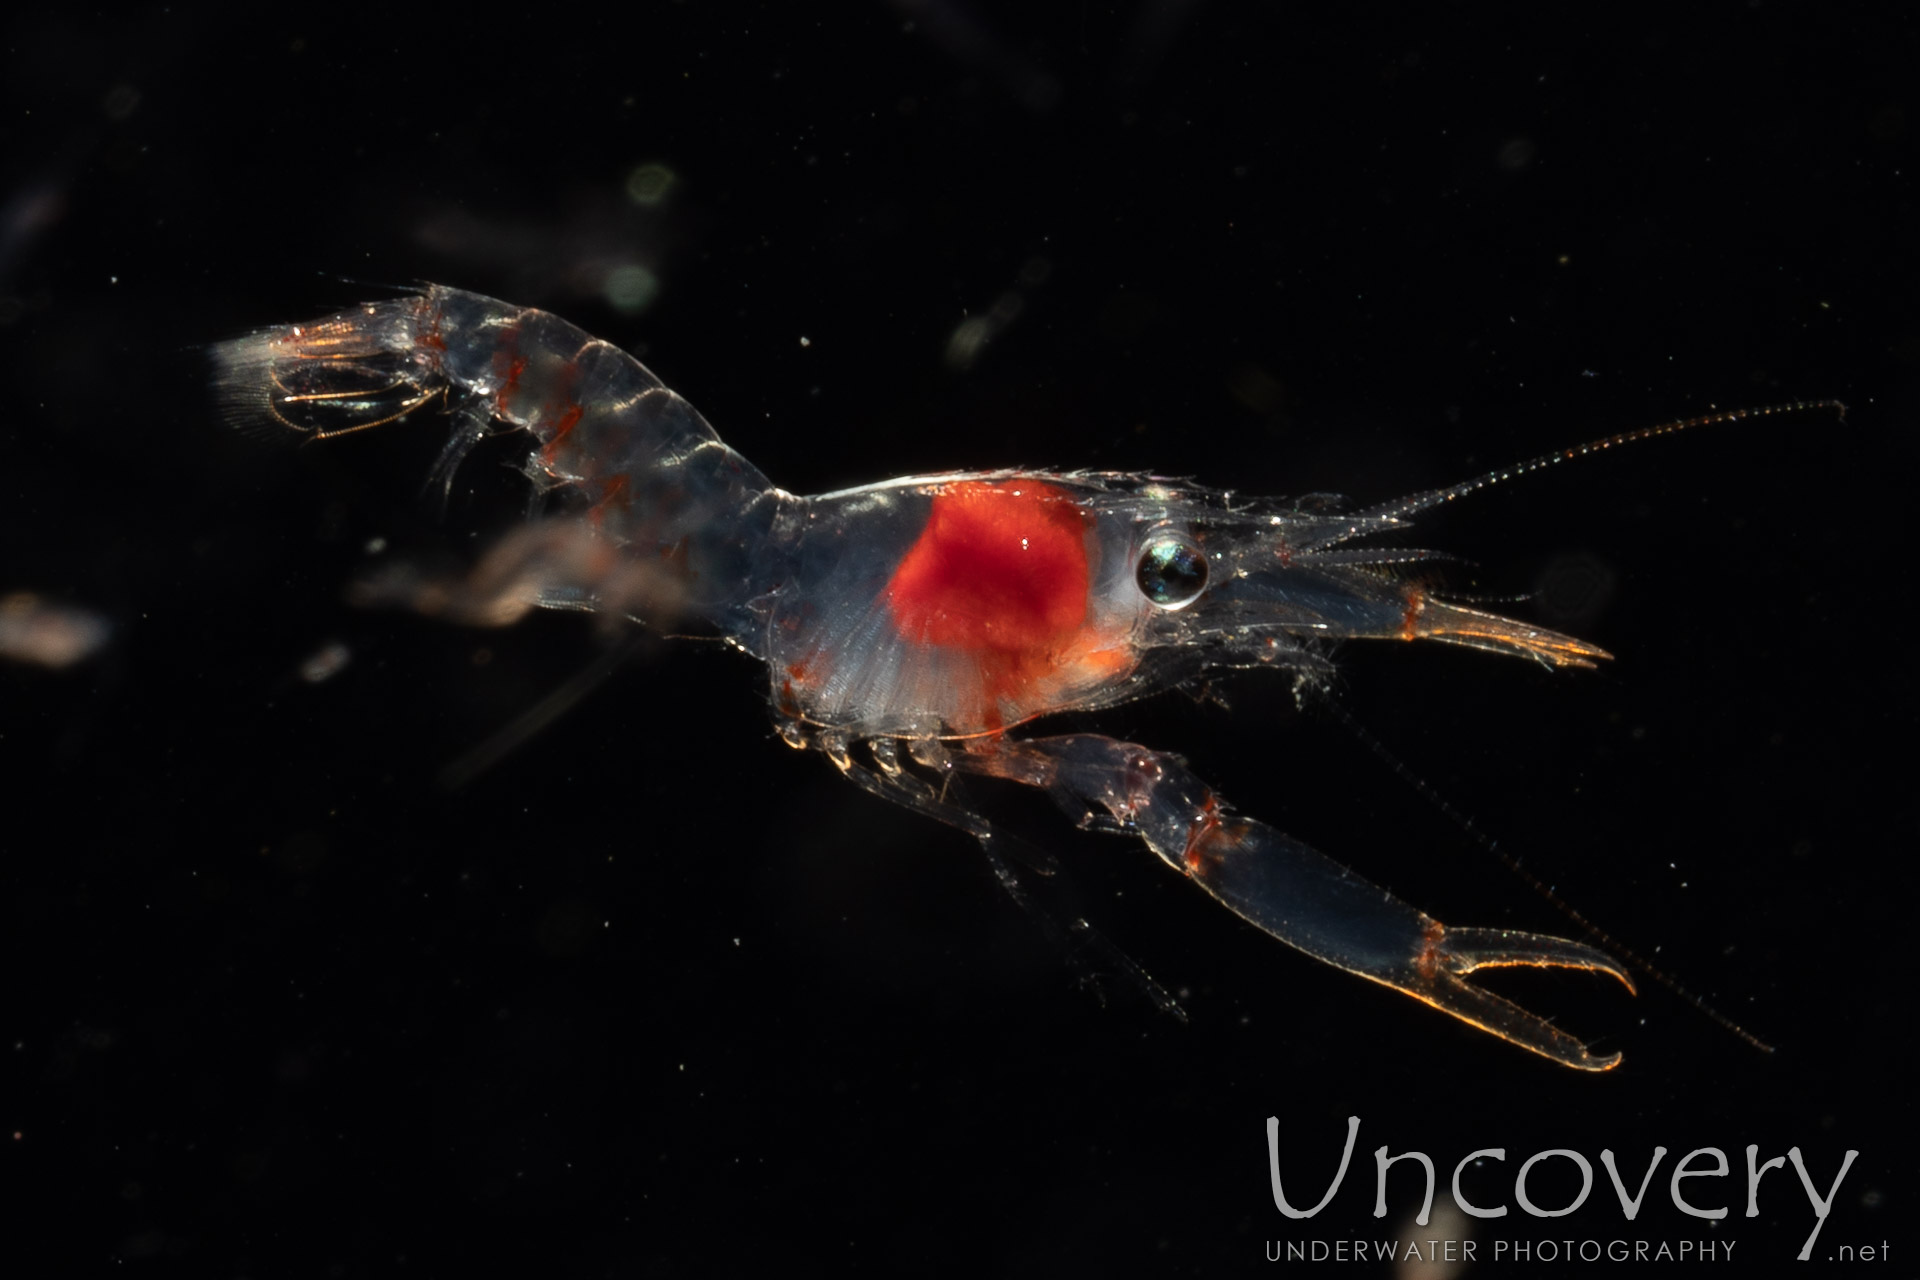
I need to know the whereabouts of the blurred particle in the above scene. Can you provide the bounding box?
[1496,137,1537,171]
[1229,363,1287,415]
[298,640,352,684]
[0,178,68,287]
[624,162,678,207]
[943,255,1050,370]
[101,83,142,121]
[414,190,674,308]
[1394,1193,1472,1278]
[0,593,110,668]
[944,314,997,370]
[603,263,660,314]
[349,521,685,629]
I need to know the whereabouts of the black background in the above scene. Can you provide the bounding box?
[3,5,1911,1275]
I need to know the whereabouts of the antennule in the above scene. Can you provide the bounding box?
[1357,399,1847,525]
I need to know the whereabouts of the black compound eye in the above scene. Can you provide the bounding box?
[1135,534,1209,610]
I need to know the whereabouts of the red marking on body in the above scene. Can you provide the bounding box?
[416,296,451,356]
[541,402,584,464]
[887,480,1089,650]
[495,356,528,413]
[490,320,528,414]
[534,350,587,473]
[886,479,1112,723]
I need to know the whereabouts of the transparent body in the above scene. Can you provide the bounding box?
[215,284,1833,1069]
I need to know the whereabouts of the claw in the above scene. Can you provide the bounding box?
[967,734,1639,1069]
[1386,926,1637,1072]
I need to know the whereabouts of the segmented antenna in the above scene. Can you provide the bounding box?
[1356,400,1848,526]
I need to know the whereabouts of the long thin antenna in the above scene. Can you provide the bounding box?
[1316,695,1775,1055]
[1356,400,1847,526]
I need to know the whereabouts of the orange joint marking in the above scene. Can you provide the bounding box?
[1413,919,1446,981]
[418,296,450,352]
[1182,792,1226,875]
[1399,585,1428,642]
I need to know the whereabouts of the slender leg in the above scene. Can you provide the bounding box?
[820,733,1184,1018]
[961,734,1635,1070]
